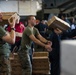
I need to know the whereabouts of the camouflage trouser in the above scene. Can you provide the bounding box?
[18,49,32,75]
[0,54,11,75]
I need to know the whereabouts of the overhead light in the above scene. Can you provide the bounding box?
[6,0,8,1]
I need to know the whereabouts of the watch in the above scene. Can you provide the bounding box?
[11,28,15,31]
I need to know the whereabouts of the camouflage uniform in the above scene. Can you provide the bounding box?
[18,26,39,75]
[18,49,32,75]
[0,54,11,75]
[0,26,11,75]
